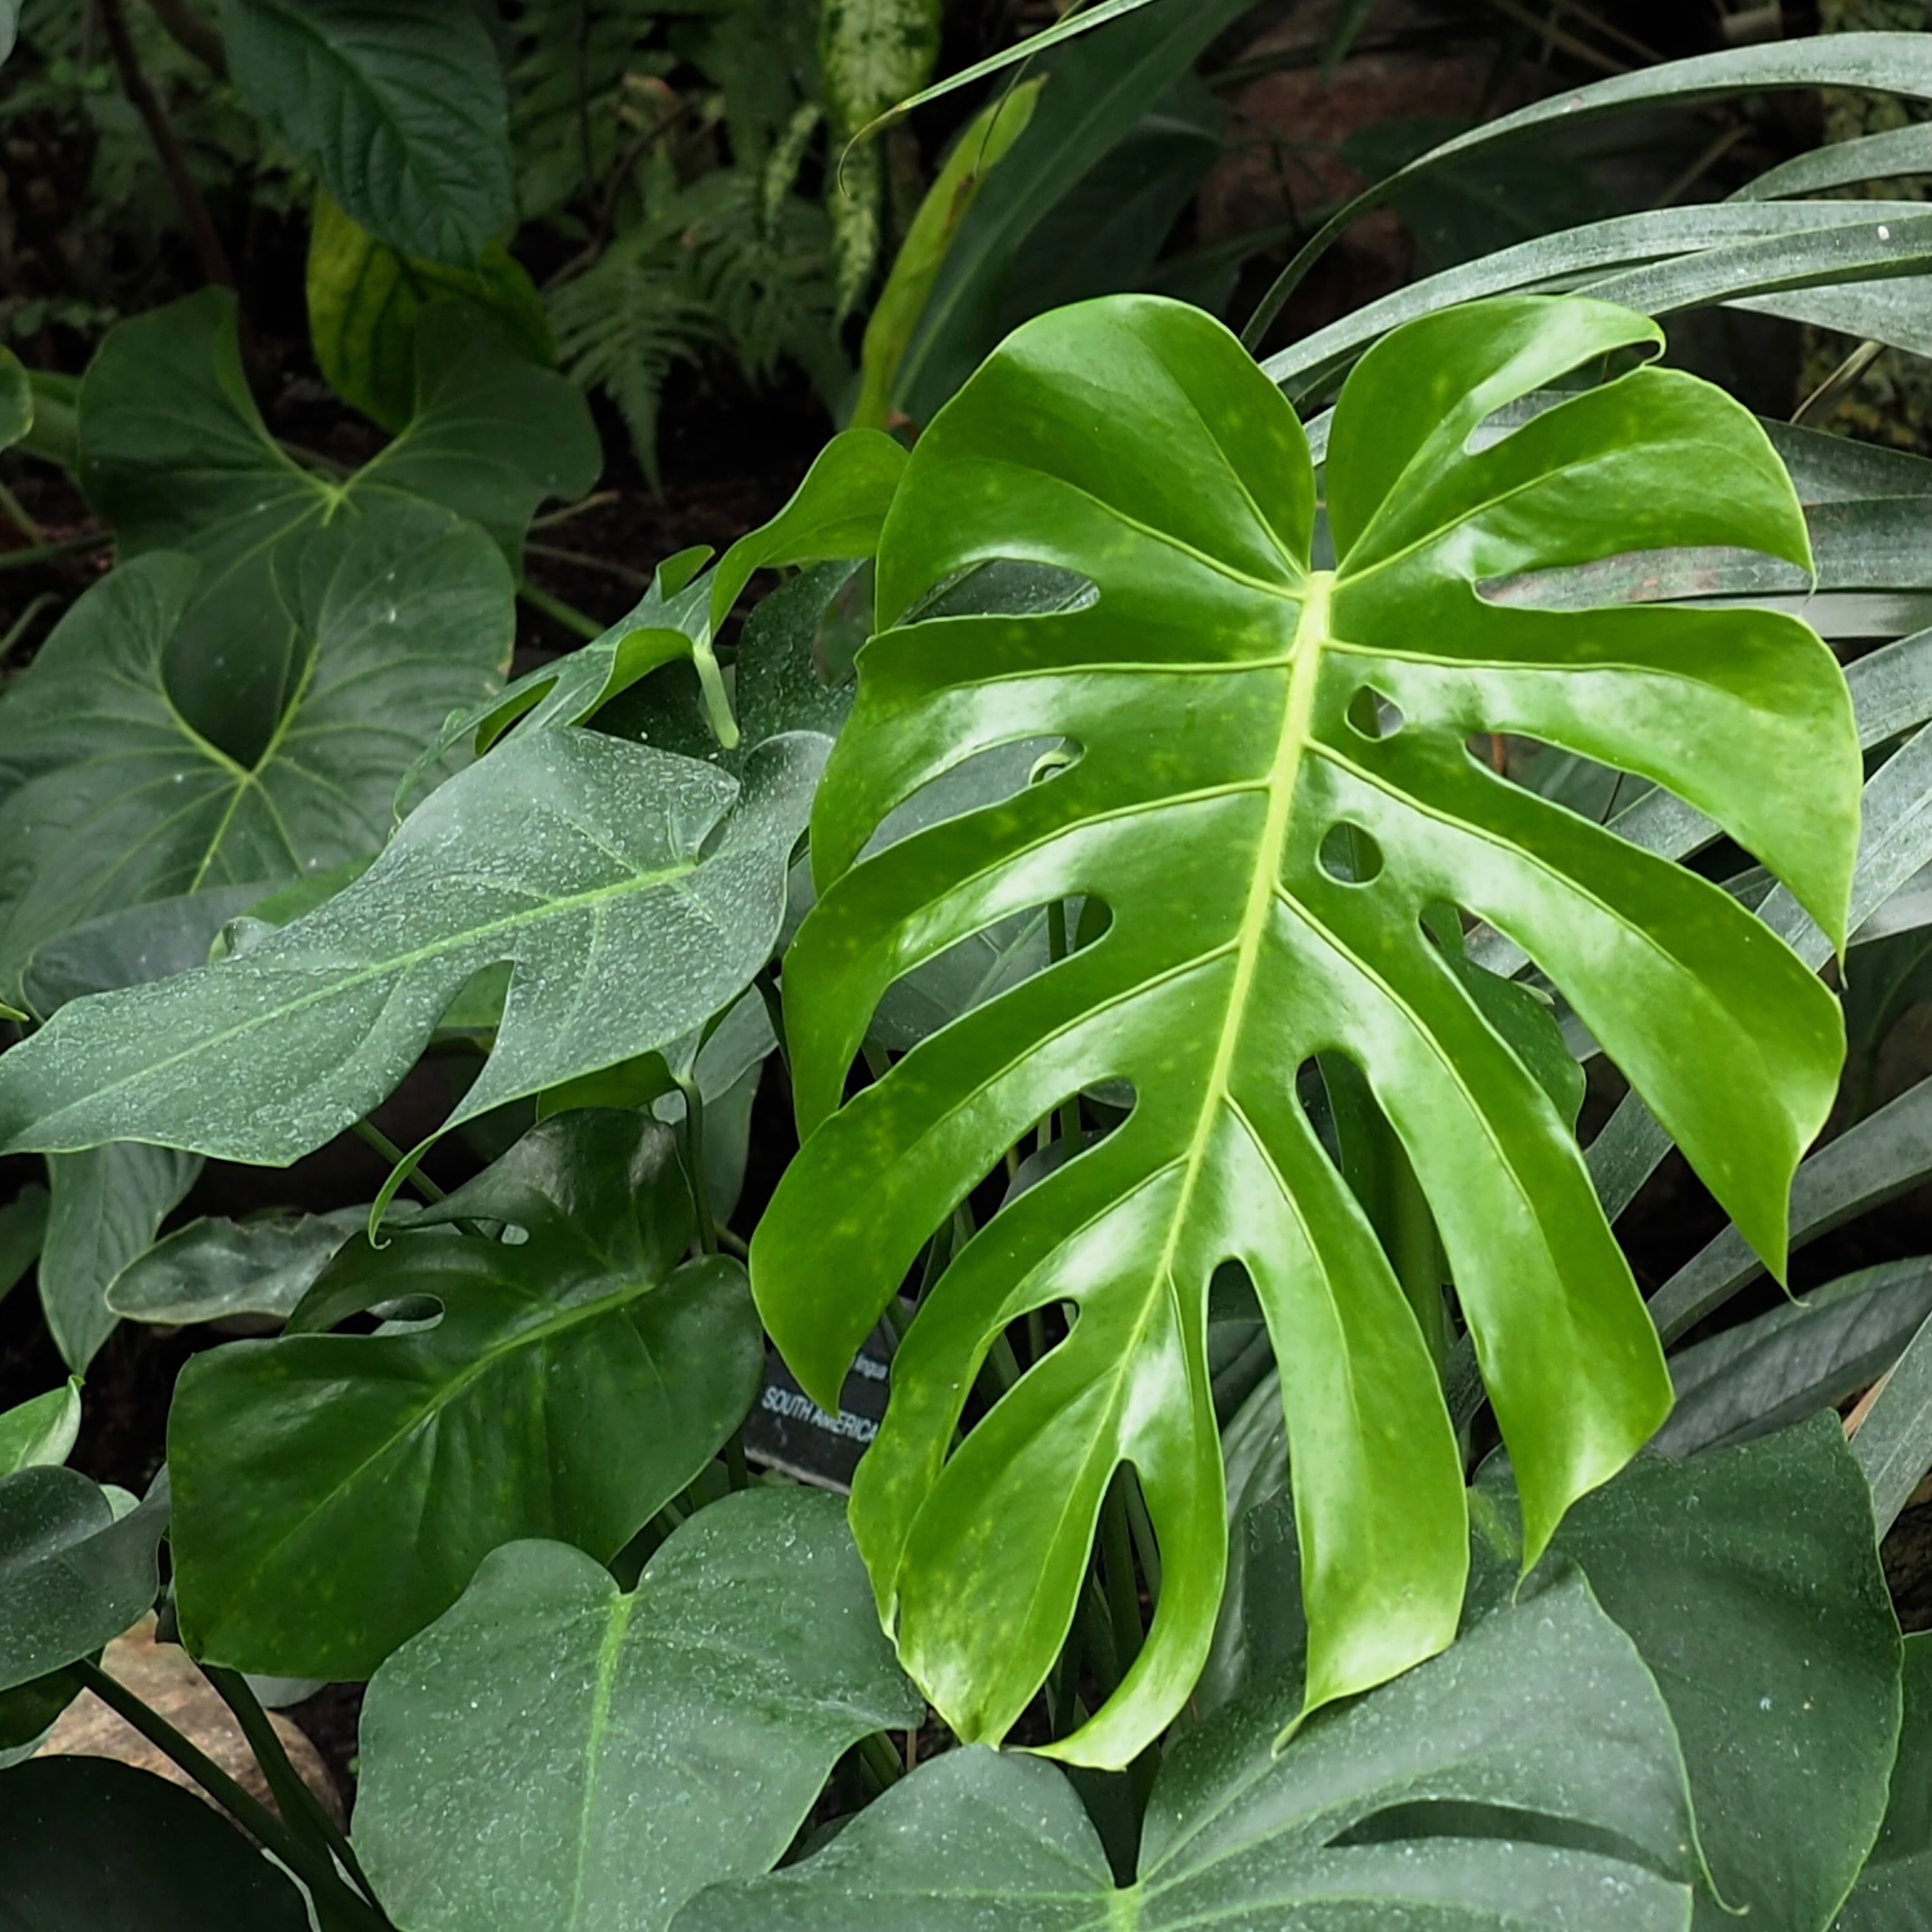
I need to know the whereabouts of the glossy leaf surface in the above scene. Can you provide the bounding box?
[169,1113,763,1677]
[753,292,1856,1763]
[0,729,822,1166]
[675,1575,1697,1931]
[0,508,513,1002]
[356,1489,920,1932]
[216,0,514,265]
[0,1756,310,1930]
[0,1467,167,1692]
[307,189,554,434]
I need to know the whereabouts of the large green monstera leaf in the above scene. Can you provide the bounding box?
[751,292,1858,1768]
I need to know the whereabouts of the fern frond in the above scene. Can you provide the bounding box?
[547,216,720,487]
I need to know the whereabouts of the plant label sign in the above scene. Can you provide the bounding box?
[742,1323,892,1493]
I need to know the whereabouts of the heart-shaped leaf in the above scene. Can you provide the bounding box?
[0,1757,309,1929]
[355,1488,921,1932]
[169,1113,763,1677]
[0,729,824,1166]
[673,1573,1697,1932]
[308,189,554,433]
[0,1467,168,1692]
[216,0,514,265]
[0,506,513,1002]
[79,287,595,750]
[752,292,1858,1764]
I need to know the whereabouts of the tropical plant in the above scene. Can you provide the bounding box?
[2,6,1932,1932]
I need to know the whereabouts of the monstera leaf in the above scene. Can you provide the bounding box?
[751,293,1858,1767]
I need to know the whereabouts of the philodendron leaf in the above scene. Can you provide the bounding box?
[107,1209,367,1326]
[1471,1414,1902,1932]
[674,1574,1698,1932]
[413,426,905,770]
[752,292,1857,1764]
[215,0,514,266]
[308,189,554,434]
[0,729,824,1167]
[0,1467,168,1692]
[0,506,514,1002]
[168,1113,763,1677]
[79,287,594,750]
[0,1380,79,1476]
[0,1184,47,1309]
[0,1757,309,1930]
[40,1141,201,1370]
[355,1489,922,1932]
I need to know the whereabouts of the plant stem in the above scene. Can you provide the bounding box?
[524,541,652,588]
[0,531,111,570]
[1121,1471,1162,1606]
[0,479,41,543]
[1099,1474,1144,1681]
[65,1660,389,1931]
[518,581,605,640]
[350,1119,447,1203]
[204,1666,379,1909]
[0,591,60,661]
[677,1076,718,1255]
[1386,1138,1445,1373]
[724,1427,750,1491]
[97,0,236,290]
[856,1731,905,1792]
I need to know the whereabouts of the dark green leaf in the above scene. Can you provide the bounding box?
[1851,1305,1932,1537]
[1658,1259,1932,1458]
[896,0,1254,425]
[1651,1074,1932,1347]
[78,289,593,742]
[169,1112,763,1677]
[0,729,822,1167]
[40,1143,200,1370]
[0,506,513,1001]
[754,294,1855,1762]
[308,189,553,433]
[1485,1416,1901,1932]
[216,0,514,264]
[674,1576,1697,1931]
[0,1467,168,1692]
[20,887,268,1017]
[0,1185,47,1310]
[107,1210,367,1326]
[1246,31,1932,347]
[355,1489,921,1932]
[0,1756,309,1930]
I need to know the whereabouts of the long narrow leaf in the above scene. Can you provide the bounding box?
[1243,30,1932,346]
[1854,1308,1932,1536]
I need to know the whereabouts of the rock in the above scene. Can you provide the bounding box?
[36,1615,344,1827]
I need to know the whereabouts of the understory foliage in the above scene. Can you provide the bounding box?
[2,6,1932,1932]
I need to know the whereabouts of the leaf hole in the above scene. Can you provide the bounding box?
[1347,687,1403,740]
[1318,824,1382,884]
